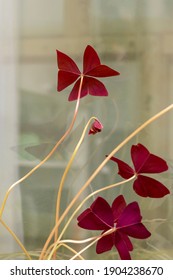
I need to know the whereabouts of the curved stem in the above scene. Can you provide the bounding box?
[70,228,115,260]
[0,76,84,219]
[47,237,97,260]
[51,243,84,260]
[57,104,173,226]
[58,175,136,243]
[39,103,173,259]
[48,176,135,259]
[0,219,31,260]
[48,177,134,259]
[48,232,114,260]
[54,116,97,246]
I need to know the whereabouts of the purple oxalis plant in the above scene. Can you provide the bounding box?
[77,195,151,260]
[109,143,169,198]
[0,45,171,261]
[57,45,120,101]
[55,46,170,259]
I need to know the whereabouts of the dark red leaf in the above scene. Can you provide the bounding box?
[57,45,120,101]
[84,77,109,97]
[110,157,134,179]
[116,202,142,228]
[77,197,114,230]
[68,79,88,101]
[68,77,109,101]
[56,50,80,74]
[133,175,170,198]
[109,144,169,199]
[114,231,132,260]
[77,210,109,230]
[119,233,133,252]
[116,201,151,239]
[57,71,80,91]
[77,195,151,260]
[131,144,168,174]
[96,231,114,254]
[86,65,120,77]
[120,223,151,239]
[112,195,127,222]
[83,45,101,74]
[90,197,114,227]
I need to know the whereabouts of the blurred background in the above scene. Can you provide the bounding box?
[0,0,173,259]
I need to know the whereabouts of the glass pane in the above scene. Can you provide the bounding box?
[19,0,64,36]
[0,0,173,260]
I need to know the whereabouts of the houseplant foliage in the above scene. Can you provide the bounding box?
[0,45,172,260]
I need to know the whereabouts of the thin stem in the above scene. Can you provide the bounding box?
[0,76,84,219]
[144,218,168,223]
[0,219,31,260]
[59,236,100,244]
[48,232,113,260]
[48,176,135,259]
[70,228,115,260]
[54,116,97,246]
[40,177,133,259]
[47,237,97,260]
[51,243,84,260]
[70,239,98,260]
[58,175,136,243]
[39,103,173,260]
[57,104,173,225]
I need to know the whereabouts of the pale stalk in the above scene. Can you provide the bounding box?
[0,76,84,219]
[70,239,98,260]
[39,103,173,260]
[47,236,98,260]
[57,104,173,226]
[52,243,84,260]
[57,175,136,243]
[70,228,115,260]
[43,236,97,260]
[144,218,168,223]
[48,176,136,258]
[0,219,31,260]
[54,116,97,246]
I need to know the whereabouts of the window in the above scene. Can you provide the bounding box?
[0,0,173,260]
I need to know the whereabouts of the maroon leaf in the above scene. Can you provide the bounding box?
[90,197,114,227]
[116,202,142,228]
[57,45,120,101]
[114,232,132,260]
[112,195,127,222]
[77,195,151,260]
[57,50,80,74]
[84,77,109,97]
[83,45,101,74]
[109,143,169,198]
[133,175,170,198]
[110,157,134,179]
[121,223,151,239]
[68,79,88,101]
[86,65,120,77]
[131,144,168,174]
[96,232,114,254]
[77,210,109,230]
[77,197,114,230]
[68,77,109,101]
[57,71,80,91]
